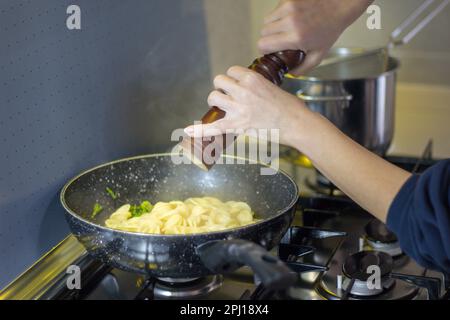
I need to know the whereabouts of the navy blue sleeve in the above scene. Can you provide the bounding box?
[387,159,450,273]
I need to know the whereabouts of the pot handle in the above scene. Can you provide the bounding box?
[197,239,296,290]
[297,91,353,102]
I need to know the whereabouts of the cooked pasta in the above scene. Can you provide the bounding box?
[105,197,258,235]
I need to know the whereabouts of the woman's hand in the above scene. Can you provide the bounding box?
[259,0,373,75]
[184,66,309,147]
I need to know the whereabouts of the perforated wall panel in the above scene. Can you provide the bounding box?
[0,0,210,288]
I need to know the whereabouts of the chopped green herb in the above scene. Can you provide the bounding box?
[130,201,153,218]
[129,205,144,217]
[91,203,103,218]
[106,187,118,200]
[140,201,153,212]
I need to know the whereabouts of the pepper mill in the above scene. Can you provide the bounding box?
[179,50,306,170]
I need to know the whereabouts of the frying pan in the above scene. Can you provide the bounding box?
[60,153,299,290]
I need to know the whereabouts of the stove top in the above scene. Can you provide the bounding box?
[1,153,448,300]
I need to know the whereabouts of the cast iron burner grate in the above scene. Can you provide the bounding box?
[278,226,347,273]
[240,226,347,300]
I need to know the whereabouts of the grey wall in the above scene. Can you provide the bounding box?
[0,0,211,288]
[203,0,253,76]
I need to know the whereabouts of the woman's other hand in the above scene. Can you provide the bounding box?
[259,0,373,75]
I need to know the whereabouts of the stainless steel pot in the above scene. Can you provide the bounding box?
[282,47,400,155]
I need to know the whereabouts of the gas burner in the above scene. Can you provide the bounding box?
[153,276,223,299]
[157,277,200,283]
[341,251,394,297]
[365,220,403,257]
[317,247,423,300]
[339,276,396,298]
[343,251,393,281]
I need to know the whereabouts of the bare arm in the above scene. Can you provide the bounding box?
[290,106,411,222]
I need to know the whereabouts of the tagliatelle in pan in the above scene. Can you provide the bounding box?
[105,197,259,235]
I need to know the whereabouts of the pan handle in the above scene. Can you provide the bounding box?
[197,239,296,290]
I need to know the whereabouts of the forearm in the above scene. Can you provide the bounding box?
[288,107,411,222]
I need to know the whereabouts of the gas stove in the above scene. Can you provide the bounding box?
[1,151,448,300]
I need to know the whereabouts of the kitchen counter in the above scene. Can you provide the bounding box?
[390,82,450,159]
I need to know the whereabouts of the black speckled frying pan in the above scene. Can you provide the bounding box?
[60,153,299,290]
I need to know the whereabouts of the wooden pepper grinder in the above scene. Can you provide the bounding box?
[179,50,306,170]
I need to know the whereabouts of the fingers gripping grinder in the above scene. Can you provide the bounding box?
[178,50,306,170]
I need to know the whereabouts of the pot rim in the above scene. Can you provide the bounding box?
[286,47,400,82]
